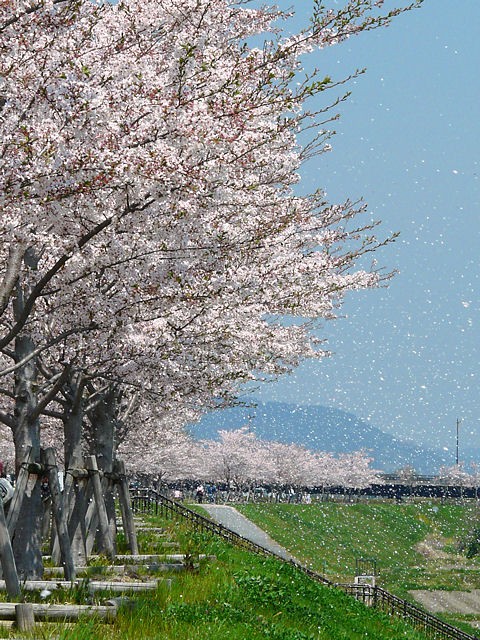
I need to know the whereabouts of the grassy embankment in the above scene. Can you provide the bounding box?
[236,500,480,634]
[20,513,430,640]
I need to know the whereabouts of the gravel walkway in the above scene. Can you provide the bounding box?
[409,589,480,615]
[201,504,295,561]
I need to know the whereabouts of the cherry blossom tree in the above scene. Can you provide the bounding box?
[0,423,14,473]
[179,428,381,499]
[0,0,421,576]
[334,451,381,489]
[262,441,313,490]
[436,464,473,487]
[120,415,198,489]
[308,452,339,488]
[200,428,263,493]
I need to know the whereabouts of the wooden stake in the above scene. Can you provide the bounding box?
[15,603,34,631]
[6,446,34,537]
[84,487,99,557]
[85,456,115,560]
[52,459,88,567]
[114,460,139,555]
[0,499,19,598]
[42,449,75,581]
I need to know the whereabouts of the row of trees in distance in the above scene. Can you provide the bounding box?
[125,427,381,490]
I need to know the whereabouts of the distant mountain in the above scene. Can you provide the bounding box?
[189,401,453,474]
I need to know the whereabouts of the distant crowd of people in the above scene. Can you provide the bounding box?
[169,484,315,505]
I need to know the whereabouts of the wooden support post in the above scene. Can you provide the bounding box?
[0,498,20,598]
[68,473,89,565]
[85,456,115,561]
[6,446,34,537]
[52,461,88,567]
[42,449,75,581]
[86,472,119,557]
[15,603,35,631]
[114,460,138,555]
[85,490,99,557]
[104,474,118,555]
[64,470,91,564]
[41,496,52,545]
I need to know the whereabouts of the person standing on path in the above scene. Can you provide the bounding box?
[196,485,205,503]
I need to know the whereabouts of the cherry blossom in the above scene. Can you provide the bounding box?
[0,0,420,577]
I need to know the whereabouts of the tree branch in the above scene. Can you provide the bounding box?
[0,324,96,379]
[1,0,71,33]
[0,197,153,352]
[0,243,26,317]
[0,410,14,429]
[28,366,70,424]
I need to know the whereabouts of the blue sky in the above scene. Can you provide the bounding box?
[249,0,480,454]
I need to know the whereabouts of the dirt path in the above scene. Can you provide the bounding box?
[410,589,480,616]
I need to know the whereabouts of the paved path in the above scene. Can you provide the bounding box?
[201,504,295,561]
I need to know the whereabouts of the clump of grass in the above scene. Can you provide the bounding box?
[135,529,165,555]
[457,524,480,558]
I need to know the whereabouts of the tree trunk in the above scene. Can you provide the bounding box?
[88,387,117,554]
[54,381,88,567]
[90,387,116,474]
[12,334,43,579]
[10,251,45,580]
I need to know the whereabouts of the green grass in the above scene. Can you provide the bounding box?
[11,501,480,638]
[56,518,429,640]
[235,501,480,600]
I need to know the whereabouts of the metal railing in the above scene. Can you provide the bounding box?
[338,584,479,640]
[131,489,479,640]
[376,586,479,640]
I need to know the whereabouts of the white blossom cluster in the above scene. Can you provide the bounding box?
[0,0,420,573]
[122,426,381,490]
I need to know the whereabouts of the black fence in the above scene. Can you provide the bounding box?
[131,489,480,640]
[134,481,480,503]
[374,586,479,640]
[341,584,480,640]
[349,483,480,500]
